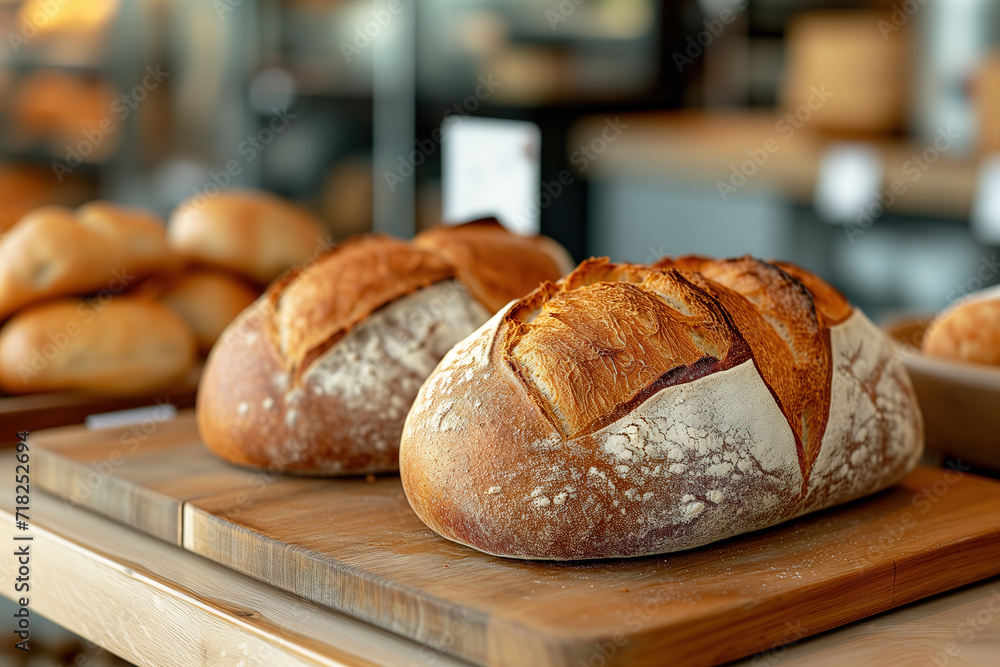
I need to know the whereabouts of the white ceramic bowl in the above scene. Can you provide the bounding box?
[885,316,1000,471]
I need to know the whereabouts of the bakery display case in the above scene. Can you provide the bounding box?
[1,1,1000,666]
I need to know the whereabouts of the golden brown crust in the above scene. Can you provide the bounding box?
[922,292,1000,366]
[268,235,454,376]
[654,255,838,477]
[0,202,177,321]
[400,256,921,560]
[768,260,853,326]
[503,259,750,439]
[168,189,326,284]
[0,297,195,395]
[415,219,572,312]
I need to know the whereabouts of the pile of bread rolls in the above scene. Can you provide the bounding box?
[0,189,326,395]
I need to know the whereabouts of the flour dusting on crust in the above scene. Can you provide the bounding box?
[802,310,923,512]
[234,280,489,474]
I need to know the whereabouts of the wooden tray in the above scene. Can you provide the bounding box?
[0,365,200,442]
[33,411,1000,667]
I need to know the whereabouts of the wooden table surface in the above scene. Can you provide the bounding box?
[1,460,999,666]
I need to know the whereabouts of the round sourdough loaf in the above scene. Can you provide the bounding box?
[197,224,572,475]
[0,297,195,395]
[0,202,176,321]
[400,256,924,560]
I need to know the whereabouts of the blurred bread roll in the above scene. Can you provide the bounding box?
[168,190,327,284]
[156,269,259,353]
[0,202,176,321]
[12,71,119,161]
[0,297,196,395]
[922,286,1000,366]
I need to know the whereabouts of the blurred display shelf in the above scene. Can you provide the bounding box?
[0,364,200,437]
[569,112,982,222]
[1,59,105,73]
[265,56,372,99]
[0,140,114,166]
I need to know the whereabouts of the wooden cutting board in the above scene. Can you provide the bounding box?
[33,411,1000,667]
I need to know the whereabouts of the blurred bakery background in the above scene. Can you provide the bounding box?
[1,0,999,321]
[1,2,999,661]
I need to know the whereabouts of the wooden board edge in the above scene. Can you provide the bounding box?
[893,532,1000,606]
[182,502,491,667]
[35,445,182,545]
[0,483,471,667]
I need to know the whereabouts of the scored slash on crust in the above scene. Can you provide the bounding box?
[502,256,854,489]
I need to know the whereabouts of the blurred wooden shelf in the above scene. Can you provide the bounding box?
[568,111,983,222]
[0,364,200,439]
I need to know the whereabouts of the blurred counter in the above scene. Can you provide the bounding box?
[569,111,981,222]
